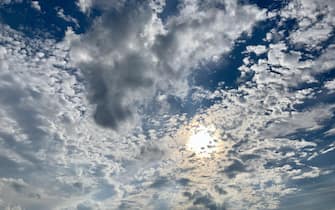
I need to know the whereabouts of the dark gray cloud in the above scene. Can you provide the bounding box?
[184,191,226,210]
[71,1,157,129]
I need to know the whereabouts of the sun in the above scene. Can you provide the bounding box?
[186,126,217,157]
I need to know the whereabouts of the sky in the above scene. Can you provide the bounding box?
[0,0,335,209]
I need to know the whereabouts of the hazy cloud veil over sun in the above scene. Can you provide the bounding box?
[0,0,335,209]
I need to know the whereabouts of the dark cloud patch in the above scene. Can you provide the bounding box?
[118,200,142,210]
[214,185,227,195]
[150,176,169,188]
[177,177,191,186]
[223,159,248,178]
[93,183,116,201]
[10,179,26,192]
[77,204,94,210]
[71,2,155,129]
[139,143,165,161]
[0,154,22,178]
[184,191,226,210]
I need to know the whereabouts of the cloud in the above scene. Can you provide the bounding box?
[76,0,127,13]
[246,45,267,55]
[31,1,41,11]
[132,1,335,208]
[76,0,92,13]
[278,174,335,210]
[70,0,265,129]
[280,0,335,51]
[70,2,160,129]
[0,24,100,209]
[0,0,334,209]
[263,105,335,137]
[324,79,335,93]
[56,8,79,28]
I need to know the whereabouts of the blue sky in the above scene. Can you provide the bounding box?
[0,0,335,209]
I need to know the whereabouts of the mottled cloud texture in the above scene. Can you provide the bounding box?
[0,0,335,209]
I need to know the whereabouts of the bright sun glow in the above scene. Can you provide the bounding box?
[186,127,217,157]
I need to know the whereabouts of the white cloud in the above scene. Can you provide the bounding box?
[246,45,267,55]
[263,105,335,137]
[76,0,92,13]
[324,79,335,93]
[280,0,335,50]
[31,1,40,11]
[325,127,335,136]
[76,0,127,13]
[56,8,79,28]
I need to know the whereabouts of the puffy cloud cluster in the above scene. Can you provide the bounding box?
[280,0,335,51]
[0,24,87,209]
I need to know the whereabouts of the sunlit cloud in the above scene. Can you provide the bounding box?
[186,126,217,157]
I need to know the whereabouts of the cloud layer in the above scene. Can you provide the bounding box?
[0,0,334,209]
